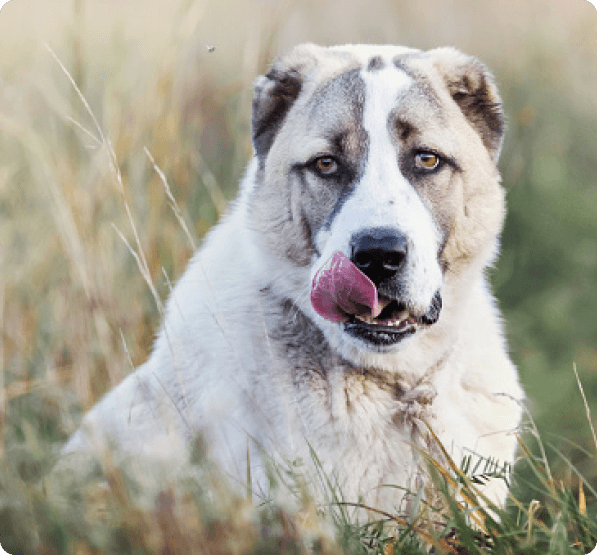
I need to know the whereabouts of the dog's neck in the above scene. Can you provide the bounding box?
[260,288,453,411]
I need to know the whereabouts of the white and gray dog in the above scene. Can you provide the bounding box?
[64,43,524,513]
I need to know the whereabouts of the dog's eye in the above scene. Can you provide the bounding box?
[313,157,339,176]
[415,152,440,171]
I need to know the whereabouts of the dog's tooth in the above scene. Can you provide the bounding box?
[356,314,375,324]
[355,309,420,329]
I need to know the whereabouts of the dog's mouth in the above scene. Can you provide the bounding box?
[311,252,441,346]
[344,297,421,345]
[353,298,417,328]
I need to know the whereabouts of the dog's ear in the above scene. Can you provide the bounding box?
[252,68,302,158]
[430,48,505,163]
[252,44,319,159]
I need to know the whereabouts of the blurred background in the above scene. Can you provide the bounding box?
[0,0,596,528]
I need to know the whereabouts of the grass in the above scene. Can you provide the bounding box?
[1,0,597,553]
[1,398,597,554]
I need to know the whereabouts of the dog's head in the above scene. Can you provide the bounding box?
[249,44,506,362]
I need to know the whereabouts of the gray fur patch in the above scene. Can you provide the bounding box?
[394,50,505,161]
[301,69,369,237]
[367,56,384,71]
[249,69,369,267]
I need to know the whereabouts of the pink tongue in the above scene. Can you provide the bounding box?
[310,252,382,322]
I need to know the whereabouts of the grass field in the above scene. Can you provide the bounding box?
[1,0,597,552]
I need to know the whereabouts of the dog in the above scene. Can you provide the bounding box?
[63,43,524,514]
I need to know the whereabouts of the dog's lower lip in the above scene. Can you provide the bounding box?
[343,298,423,345]
[343,317,418,346]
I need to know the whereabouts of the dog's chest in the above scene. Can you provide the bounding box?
[286,366,434,503]
[260,296,437,500]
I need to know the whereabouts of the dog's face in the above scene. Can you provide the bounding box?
[250,44,506,362]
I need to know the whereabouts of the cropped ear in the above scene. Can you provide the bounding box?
[252,44,320,159]
[430,47,505,163]
[252,68,302,158]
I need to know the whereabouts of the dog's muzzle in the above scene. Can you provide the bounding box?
[311,228,442,346]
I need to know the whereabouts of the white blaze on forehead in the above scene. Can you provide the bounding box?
[313,62,443,314]
[359,64,412,207]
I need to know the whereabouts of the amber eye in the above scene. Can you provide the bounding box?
[415,152,440,170]
[314,157,338,175]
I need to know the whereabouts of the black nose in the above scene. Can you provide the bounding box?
[350,228,408,285]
